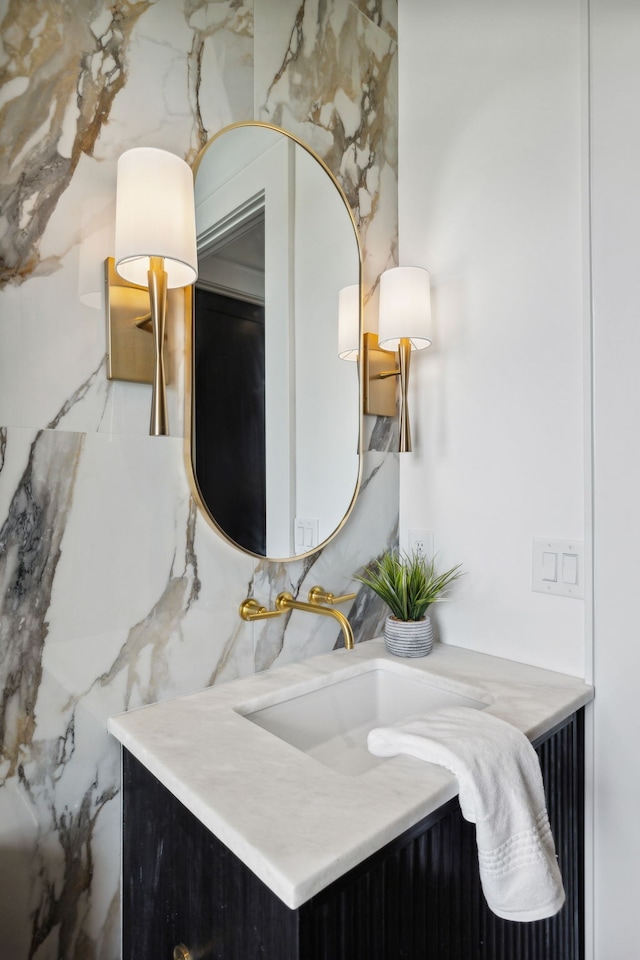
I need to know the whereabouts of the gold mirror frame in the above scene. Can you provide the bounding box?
[185,121,363,562]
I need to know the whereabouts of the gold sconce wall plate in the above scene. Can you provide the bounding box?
[104,257,183,386]
[363,332,398,417]
[104,257,155,383]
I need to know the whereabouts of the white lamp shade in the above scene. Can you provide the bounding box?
[378,266,432,351]
[338,284,360,360]
[114,147,198,289]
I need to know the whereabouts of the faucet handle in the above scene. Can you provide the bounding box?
[239,598,282,621]
[308,585,356,606]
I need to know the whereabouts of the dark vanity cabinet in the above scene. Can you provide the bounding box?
[122,710,584,960]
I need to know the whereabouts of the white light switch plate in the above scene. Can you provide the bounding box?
[532,538,584,599]
[294,518,319,552]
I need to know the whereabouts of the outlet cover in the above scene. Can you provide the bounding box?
[408,528,434,561]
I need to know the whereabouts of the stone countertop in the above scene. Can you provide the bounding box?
[108,639,594,909]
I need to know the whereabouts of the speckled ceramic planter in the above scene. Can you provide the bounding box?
[383,615,434,658]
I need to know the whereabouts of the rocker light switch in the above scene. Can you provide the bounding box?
[562,553,579,585]
[542,551,558,582]
[532,538,584,599]
[294,518,319,551]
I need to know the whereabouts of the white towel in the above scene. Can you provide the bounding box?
[367,706,565,922]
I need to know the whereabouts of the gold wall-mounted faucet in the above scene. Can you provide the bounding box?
[276,588,356,650]
[238,598,283,621]
[307,586,356,606]
[239,586,356,649]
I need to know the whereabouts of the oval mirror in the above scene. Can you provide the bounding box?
[188,122,362,560]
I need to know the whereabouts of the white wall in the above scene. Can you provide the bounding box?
[399,2,640,955]
[590,1,640,955]
[398,0,587,678]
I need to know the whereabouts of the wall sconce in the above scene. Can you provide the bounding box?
[105,147,198,436]
[363,266,432,453]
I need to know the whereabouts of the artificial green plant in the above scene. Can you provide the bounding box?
[356,549,463,622]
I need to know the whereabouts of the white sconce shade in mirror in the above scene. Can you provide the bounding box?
[108,147,198,436]
[338,284,360,361]
[363,266,432,453]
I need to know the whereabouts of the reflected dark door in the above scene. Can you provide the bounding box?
[194,288,266,555]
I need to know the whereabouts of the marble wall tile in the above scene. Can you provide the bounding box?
[351,0,398,41]
[0,0,398,956]
[0,0,151,288]
[254,0,398,307]
[0,425,256,956]
[0,0,254,436]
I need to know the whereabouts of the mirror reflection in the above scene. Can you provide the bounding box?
[190,123,362,560]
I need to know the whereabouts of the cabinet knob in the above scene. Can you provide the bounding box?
[173,946,191,960]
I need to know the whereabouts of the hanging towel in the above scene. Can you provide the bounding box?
[367,706,565,922]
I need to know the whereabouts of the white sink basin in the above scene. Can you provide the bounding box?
[239,663,490,776]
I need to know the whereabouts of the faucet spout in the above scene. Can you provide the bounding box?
[275,591,355,649]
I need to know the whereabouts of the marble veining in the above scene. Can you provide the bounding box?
[0,425,215,957]
[48,356,107,430]
[0,0,151,287]
[255,0,398,299]
[0,0,399,955]
[351,0,397,40]
[0,425,106,957]
[184,0,254,161]
[91,498,201,709]
[0,428,85,781]
[21,750,120,960]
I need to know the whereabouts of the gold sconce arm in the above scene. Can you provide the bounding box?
[239,598,283,622]
[134,312,153,332]
[104,257,186,435]
[308,586,356,605]
[362,332,399,418]
[362,333,416,453]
